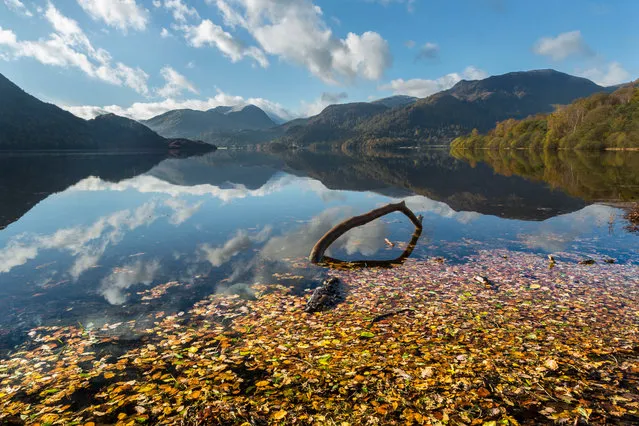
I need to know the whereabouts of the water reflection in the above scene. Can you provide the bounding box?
[0,149,637,353]
[450,148,639,202]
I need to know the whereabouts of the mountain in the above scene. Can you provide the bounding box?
[141,104,276,142]
[451,81,639,151]
[279,102,389,146]
[0,73,214,152]
[372,95,418,108]
[357,69,608,145]
[276,70,609,148]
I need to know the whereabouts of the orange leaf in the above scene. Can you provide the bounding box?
[477,387,490,398]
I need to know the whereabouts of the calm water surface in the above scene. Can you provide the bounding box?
[0,149,637,352]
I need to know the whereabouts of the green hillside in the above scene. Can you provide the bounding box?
[451,82,639,151]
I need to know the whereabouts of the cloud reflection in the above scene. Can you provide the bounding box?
[519,204,617,252]
[0,198,202,277]
[200,226,272,267]
[100,259,161,305]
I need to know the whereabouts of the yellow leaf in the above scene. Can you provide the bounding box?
[530,284,541,290]
[189,390,201,400]
[273,410,287,420]
[104,372,115,379]
[255,380,269,387]
[545,359,559,371]
[118,412,127,420]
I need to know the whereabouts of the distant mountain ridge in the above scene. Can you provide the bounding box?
[371,95,418,108]
[277,69,611,147]
[141,104,276,142]
[279,102,389,146]
[0,73,213,152]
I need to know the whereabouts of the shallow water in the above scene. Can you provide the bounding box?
[0,149,637,352]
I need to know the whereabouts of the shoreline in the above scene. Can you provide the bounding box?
[1,249,638,424]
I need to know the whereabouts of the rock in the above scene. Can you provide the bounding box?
[474,275,489,284]
[304,277,343,313]
[578,259,596,265]
[604,258,616,264]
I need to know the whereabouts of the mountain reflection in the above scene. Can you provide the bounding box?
[0,152,167,230]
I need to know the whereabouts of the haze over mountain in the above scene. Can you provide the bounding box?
[0,73,213,152]
[278,70,610,147]
[141,105,277,142]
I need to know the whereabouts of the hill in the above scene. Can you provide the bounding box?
[0,73,214,152]
[279,102,389,145]
[141,105,276,142]
[451,81,639,151]
[273,70,609,148]
[357,70,608,145]
[371,95,418,109]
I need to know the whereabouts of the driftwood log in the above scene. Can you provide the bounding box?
[309,201,423,266]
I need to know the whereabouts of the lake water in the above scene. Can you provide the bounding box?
[0,149,637,353]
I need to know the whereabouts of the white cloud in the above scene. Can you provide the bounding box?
[0,27,17,45]
[3,0,33,17]
[379,66,488,98]
[404,40,415,49]
[211,0,392,84]
[77,0,149,32]
[157,66,198,97]
[533,30,593,61]
[577,61,631,86]
[185,19,268,67]
[162,0,199,22]
[61,90,295,121]
[0,4,149,95]
[416,42,439,60]
[300,91,348,116]
[369,0,416,13]
[160,27,171,38]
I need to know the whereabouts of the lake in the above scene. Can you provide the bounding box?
[0,149,637,353]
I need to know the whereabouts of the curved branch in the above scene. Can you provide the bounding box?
[309,201,423,265]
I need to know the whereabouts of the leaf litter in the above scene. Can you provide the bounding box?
[1,250,638,425]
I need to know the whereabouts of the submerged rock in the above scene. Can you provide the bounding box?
[304,277,343,313]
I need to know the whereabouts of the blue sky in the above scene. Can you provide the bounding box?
[0,0,637,121]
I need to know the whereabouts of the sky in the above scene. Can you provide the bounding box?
[0,0,637,121]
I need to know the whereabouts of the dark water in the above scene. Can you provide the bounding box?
[0,149,637,352]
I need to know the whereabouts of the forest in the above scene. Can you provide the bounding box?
[451,83,639,151]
